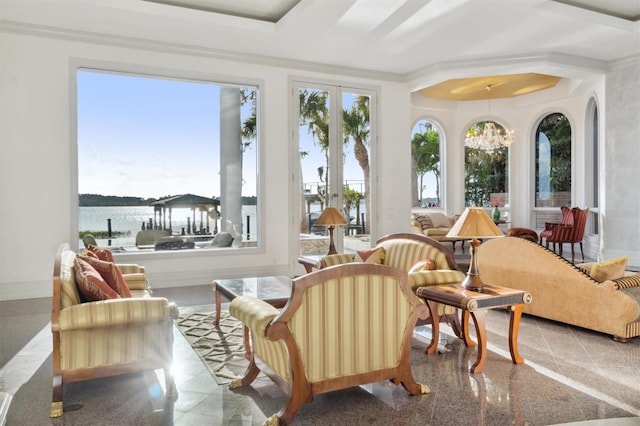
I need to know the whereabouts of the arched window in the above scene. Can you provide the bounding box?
[411,120,442,208]
[535,112,572,226]
[464,121,509,213]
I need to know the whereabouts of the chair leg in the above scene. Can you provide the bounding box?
[165,367,177,398]
[571,244,576,264]
[50,374,63,417]
[579,242,585,263]
[229,357,261,389]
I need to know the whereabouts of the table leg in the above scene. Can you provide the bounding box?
[213,285,221,325]
[508,304,525,365]
[469,310,487,374]
[461,310,476,347]
[425,300,440,354]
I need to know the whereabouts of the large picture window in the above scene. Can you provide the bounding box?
[76,69,259,251]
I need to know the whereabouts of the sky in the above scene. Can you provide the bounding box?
[77,70,256,199]
[77,70,432,201]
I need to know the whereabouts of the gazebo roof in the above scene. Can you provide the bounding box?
[150,193,219,209]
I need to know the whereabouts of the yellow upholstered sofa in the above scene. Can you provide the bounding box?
[229,263,430,425]
[477,237,640,342]
[50,244,179,417]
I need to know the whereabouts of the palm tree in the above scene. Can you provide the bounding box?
[299,89,329,232]
[411,127,441,206]
[343,95,371,233]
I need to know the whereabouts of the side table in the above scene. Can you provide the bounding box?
[416,283,532,373]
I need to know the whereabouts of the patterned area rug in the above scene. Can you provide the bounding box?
[175,307,250,385]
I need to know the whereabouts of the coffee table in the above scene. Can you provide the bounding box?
[416,283,532,373]
[211,276,292,359]
[211,275,292,325]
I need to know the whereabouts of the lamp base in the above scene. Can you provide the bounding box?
[462,238,485,292]
[461,272,485,292]
[326,226,337,255]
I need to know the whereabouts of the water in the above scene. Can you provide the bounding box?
[79,205,257,247]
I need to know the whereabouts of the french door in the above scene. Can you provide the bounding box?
[292,81,376,256]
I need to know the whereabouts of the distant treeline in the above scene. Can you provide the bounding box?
[79,194,257,206]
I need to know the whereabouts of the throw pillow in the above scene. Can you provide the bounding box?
[409,259,437,273]
[86,245,115,263]
[78,255,132,298]
[413,214,432,230]
[74,257,120,302]
[429,212,452,228]
[81,249,99,259]
[589,256,629,282]
[355,247,385,264]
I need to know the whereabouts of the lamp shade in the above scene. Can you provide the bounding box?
[315,207,347,226]
[446,207,504,239]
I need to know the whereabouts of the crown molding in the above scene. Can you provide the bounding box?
[607,53,640,71]
[1,20,404,83]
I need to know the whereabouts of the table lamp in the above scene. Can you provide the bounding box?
[446,207,505,292]
[315,207,347,255]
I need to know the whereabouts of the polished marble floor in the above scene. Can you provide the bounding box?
[1,282,639,425]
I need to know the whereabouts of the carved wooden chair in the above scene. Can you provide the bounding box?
[229,263,430,425]
[539,207,589,263]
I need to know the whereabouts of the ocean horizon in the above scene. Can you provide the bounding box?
[79,205,258,247]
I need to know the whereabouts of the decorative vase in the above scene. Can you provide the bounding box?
[492,206,501,221]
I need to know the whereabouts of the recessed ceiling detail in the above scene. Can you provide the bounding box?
[420,73,562,101]
[143,0,301,23]
[552,0,640,21]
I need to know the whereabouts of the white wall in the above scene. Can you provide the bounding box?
[603,59,640,261]
[0,29,411,300]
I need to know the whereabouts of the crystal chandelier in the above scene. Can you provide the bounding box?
[464,85,514,152]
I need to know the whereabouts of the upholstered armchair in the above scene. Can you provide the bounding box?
[539,207,589,263]
[229,263,431,425]
[50,244,178,417]
[311,233,466,334]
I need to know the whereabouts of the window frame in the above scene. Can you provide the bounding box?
[71,60,265,256]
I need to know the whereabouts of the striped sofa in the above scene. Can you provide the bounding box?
[229,263,431,425]
[50,244,179,417]
[477,237,640,342]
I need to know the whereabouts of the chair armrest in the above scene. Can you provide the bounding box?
[316,253,356,269]
[229,296,279,335]
[117,263,145,274]
[409,270,466,290]
[58,298,178,331]
[122,272,149,290]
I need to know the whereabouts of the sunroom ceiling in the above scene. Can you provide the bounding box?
[2,0,639,99]
[143,0,301,22]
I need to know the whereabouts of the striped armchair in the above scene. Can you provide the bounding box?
[229,263,430,425]
[50,244,179,417]
[314,233,466,335]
